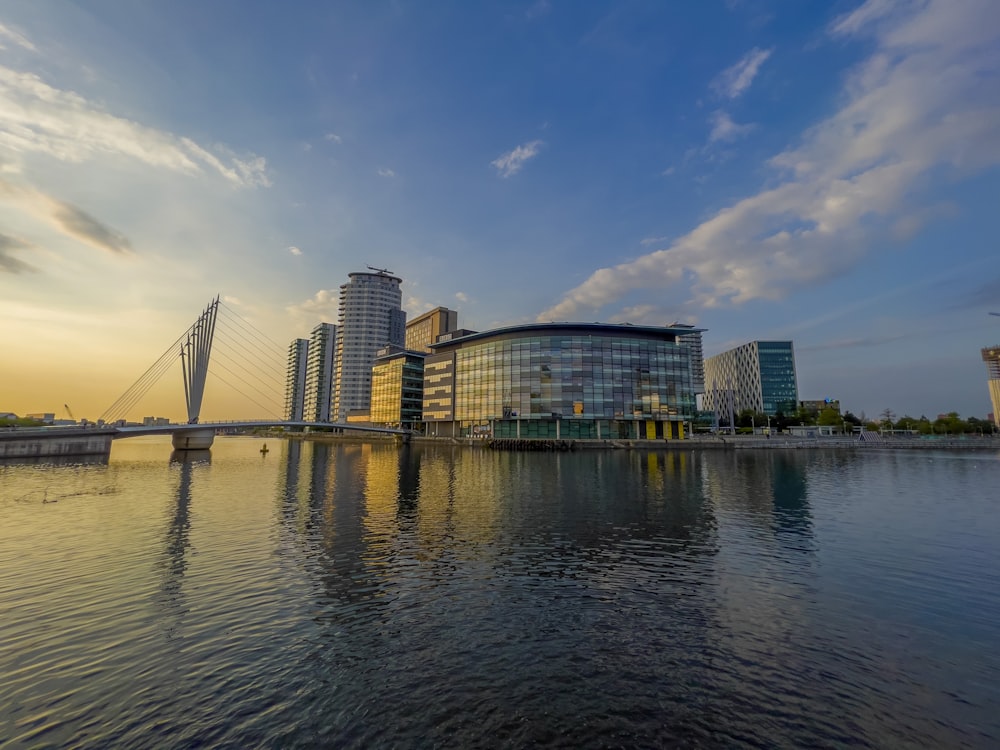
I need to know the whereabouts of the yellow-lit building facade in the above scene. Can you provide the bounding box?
[983,346,1000,428]
[370,347,426,429]
[405,306,459,354]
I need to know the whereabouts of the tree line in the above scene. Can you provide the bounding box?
[721,407,996,435]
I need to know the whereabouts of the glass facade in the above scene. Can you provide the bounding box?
[370,351,425,429]
[757,342,798,415]
[425,324,699,439]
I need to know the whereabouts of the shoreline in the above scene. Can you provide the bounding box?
[269,430,999,451]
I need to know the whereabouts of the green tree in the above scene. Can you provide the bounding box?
[817,408,842,428]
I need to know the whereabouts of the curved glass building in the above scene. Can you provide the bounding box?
[423,323,702,440]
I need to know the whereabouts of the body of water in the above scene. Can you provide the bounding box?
[2,437,999,748]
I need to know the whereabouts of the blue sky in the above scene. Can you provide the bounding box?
[1,0,999,422]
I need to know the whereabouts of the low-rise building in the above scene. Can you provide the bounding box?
[422,322,700,439]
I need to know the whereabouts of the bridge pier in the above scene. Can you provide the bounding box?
[171,428,216,451]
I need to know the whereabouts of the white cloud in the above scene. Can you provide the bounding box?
[287,245,302,256]
[325,132,343,144]
[0,22,36,52]
[607,305,667,325]
[455,291,469,303]
[286,289,339,321]
[377,167,396,177]
[539,0,1000,321]
[712,47,773,99]
[640,236,669,247]
[0,63,269,187]
[491,140,544,177]
[708,110,755,143]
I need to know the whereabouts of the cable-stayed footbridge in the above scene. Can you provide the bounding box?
[96,297,406,451]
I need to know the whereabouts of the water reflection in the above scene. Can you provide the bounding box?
[156,450,210,634]
[0,453,109,467]
[3,439,999,747]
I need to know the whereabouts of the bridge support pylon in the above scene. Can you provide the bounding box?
[172,429,216,451]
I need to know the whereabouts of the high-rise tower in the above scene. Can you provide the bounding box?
[982,346,1000,428]
[669,322,705,395]
[332,269,405,421]
[284,338,309,421]
[304,323,337,422]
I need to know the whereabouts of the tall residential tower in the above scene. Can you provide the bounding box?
[332,269,405,421]
[982,346,1000,428]
[304,322,337,422]
[284,338,309,421]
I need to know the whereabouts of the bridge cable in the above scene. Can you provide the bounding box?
[213,320,286,385]
[208,369,283,420]
[208,355,285,414]
[211,336,285,389]
[99,330,187,423]
[217,303,286,357]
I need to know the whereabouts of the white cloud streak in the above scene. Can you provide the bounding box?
[377,167,396,177]
[491,140,544,177]
[713,47,773,99]
[287,245,303,256]
[0,64,269,187]
[708,110,755,143]
[540,0,1000,321]
[0,22,35,52]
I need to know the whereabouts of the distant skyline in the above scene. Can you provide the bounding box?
[2,0,999,423]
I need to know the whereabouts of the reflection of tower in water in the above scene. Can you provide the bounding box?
[157,450,210,632]
[701,450,814,542]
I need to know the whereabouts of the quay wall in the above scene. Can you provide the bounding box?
[0,428,115,459]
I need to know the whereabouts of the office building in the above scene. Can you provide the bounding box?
[304,323,336,422]
[703,340,798,418]
[422,322,700,439]
[370,345,426,429]
[669,322,705,394]
[332,269,406,421]
[284,338,310,421]
[983,346,1000,428]
[406,306,459,353]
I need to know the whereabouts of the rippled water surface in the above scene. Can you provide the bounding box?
[2,437,999,748]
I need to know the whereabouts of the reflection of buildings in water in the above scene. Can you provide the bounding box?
[700,450,817,687]
[157,451,210,635]
[701,450,813,541]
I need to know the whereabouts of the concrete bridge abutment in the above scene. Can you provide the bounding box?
[171,428,216,451]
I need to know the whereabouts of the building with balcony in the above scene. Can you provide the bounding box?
[669,322,705,395]
[332,269,406,421]
[703,340,798,419]
[304,323,336,422]
[284,338,310,421]
[422,322,701,439]
[983,346,1000,428]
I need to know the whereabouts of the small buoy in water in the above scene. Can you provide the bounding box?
[260,443,269,454]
